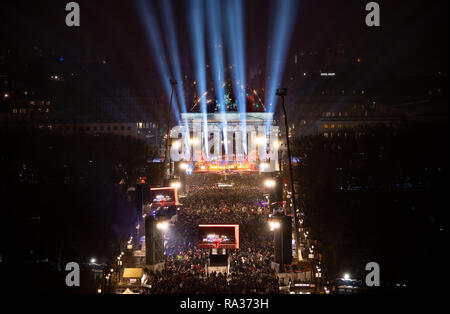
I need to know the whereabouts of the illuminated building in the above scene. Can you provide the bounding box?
[169,112,280,172]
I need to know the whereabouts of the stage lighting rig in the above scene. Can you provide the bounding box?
[276,87,300,260]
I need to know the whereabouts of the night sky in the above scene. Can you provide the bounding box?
[1,0,447,77]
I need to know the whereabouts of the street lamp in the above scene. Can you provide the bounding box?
[343,273,350,280]
[90,258,96,264]
[156,221,169,231]
[156,220,169,258]
[268,218,284,272]
[269,220,280,231]
[264,178,276,188]
[264,178,276,212]
[276,88,300,260]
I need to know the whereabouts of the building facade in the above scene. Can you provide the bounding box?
[170,112,280,172]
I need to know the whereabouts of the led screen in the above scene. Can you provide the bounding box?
[198,224,239,249]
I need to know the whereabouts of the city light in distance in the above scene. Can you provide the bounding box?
[170,181,181,189]
[320,72,336,76]
[259,162,269,171]
[179,162,188,170]
[343,273,350,280]
[90,258,96,264]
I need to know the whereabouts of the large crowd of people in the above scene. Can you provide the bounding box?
[141,173,281,294]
